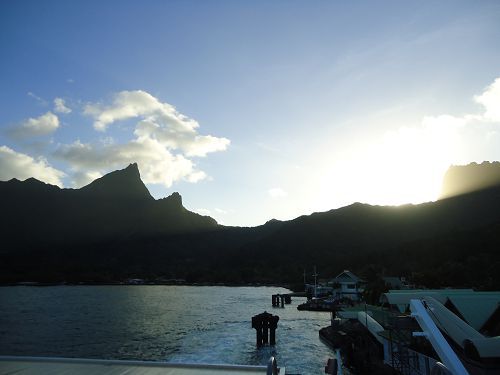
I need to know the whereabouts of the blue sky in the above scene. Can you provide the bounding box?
[1,0,500,226]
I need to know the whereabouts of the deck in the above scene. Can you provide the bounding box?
[0,356,285,375]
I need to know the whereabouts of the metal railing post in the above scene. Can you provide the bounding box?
[267,356,278,375]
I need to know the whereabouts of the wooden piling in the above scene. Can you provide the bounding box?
[269,315,279,345]
[272,294,291,307]
[252,311,279,347]
[255,324,263,347]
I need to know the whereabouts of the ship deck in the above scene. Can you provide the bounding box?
[0,356,285,375]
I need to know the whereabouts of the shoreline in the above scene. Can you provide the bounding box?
[0,281,301,290]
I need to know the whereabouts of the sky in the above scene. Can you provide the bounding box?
[1,0,500,226]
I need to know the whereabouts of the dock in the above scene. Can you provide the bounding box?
[0,356,285,375]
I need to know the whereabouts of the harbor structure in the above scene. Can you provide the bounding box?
[251,311,279,347]
[304,269,365,302]
[299,269,365,311]
[304,266,334,298]
[272,294,291,307]
[320,289,500,374]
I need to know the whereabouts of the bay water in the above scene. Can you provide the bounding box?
[0,286,336,374]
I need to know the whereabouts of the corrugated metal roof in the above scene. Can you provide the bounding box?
[333,270,362,282]
[447,295,500,331]
[382,290,493,305]
[421,297,500,359]
[386,289,474,294]
[382,291,500,329]
[382,291,449,308]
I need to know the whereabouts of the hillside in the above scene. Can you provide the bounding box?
[1,162,500,289]
[0,163,218,249]
[440,161,500,199]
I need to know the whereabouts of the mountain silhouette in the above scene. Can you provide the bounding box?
[1,162,500,289]
[440,161,500,199]
[80,162,153,201]
[0,163,217,248]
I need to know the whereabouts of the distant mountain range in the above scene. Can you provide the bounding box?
[1,162,500,290]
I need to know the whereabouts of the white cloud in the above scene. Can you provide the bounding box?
[268,187,288,198]
[84,90,165,131]
[55,90,230,188]
[475,77,500,122]
[53,137,207,188]
[185,170,207,183]
[54,98,71,114]
[133,119,229,158]
[85,90,230,156]
[9,112,59,138]
[0,145,65,186]
[2,90,228,190]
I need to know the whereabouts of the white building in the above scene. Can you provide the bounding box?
[328,270,364,301]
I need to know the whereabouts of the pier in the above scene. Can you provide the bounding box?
[271,294,292,307]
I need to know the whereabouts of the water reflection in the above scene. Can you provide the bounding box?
[0,286,334,373]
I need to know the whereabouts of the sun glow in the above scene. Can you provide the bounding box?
[314,118,463,210]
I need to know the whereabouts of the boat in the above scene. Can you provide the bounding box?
[297,297,339,311]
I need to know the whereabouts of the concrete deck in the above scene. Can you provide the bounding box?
[0,356,284,375]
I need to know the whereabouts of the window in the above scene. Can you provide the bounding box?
[347,283,356,289]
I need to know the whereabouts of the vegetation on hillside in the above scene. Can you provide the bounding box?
[1,162,500,291]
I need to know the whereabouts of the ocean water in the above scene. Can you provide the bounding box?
[0,286,336,374]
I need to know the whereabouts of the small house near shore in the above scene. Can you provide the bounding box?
[328,270,365,301]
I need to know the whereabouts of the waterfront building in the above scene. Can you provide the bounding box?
[380,290,500,374]
[327,270,365,302]
[322,289,500,374]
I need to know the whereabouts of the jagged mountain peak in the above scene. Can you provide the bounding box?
[5,177,46,185]
[166,191,182,204]
[157,192,183,210]
[24,177,48,185]
[125,162,140,174]
[0,176,60,194]
[80,163,153,200]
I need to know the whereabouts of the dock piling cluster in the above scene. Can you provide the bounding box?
[251,311,279,347]
[271,294,291,307]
